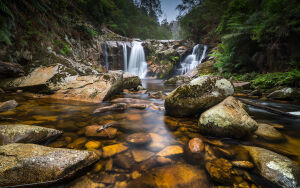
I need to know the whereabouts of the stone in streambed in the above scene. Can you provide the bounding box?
[0,100,18,112]
[205,158,234,185]
[165,75,234,117]
[231,161,254,169]
[243,146,300,188]
[128,164,211,188]
[0,124,62,146]
[126,132,151,145]
[132,149,155,162]
[254,123,284,141]
[85,125,117,138]
[186,138,205,162]
[0,143,99,187]
[147,133,166,151]
[85,141,101,150]
[199,96,258,138]
[114,153,135,169]
[67,137,87,149]
[102,143,128,158]
[123,72,142,89]
[156,145,183,157]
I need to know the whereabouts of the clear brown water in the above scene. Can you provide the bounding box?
[0,79,299,187]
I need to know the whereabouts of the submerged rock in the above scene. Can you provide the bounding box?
[186,138,205,162]
[132,149,155,162]
[0,100,18,112]
[102,143,128,158]
[165,75,234,117]
[156,145,184,157]
[0,124,62,145]
[85,125,117,138]
[0,143,99,187]
[254,123,284,141]
[128,164,211,188]
[205,158,233,185]
[199,96,258,138]
[122,72,141,89]
[244,146,300,188]
[126,132,152,145]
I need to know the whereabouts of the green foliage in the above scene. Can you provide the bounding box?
[53,40,71,55]
[252,70,300,89]
[179,0,300,73]
[171,56,179,62]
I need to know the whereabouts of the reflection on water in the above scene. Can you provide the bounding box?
[0,79,299,187]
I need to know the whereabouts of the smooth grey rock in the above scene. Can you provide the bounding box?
[0,143,99,187]
[123,72,141,89]
[254,123,284,141]
[199,96,258,138]
[0,124,63,145]
[244,146,300,188]
[267,88,300,100]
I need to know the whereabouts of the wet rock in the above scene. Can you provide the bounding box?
[205,158,233,185]
[157,145,184,157]
[128,103,147,109]
[0,100,18,112]
[127,114,142,121]
[0,124,62,146]
[68,175,105,188]
[132,149,155,162]
[32,115,58,122]
[231,161,254,169]
[254,123,284,141]
[102,143,128,158]
[244,146,300,188]
[213,147,235,159]
[85,141,101,150]
[148,91,167,99]
[186,138,205,162]
[123,72,141,89]
[112,97,152,104]
[165,75,234,117]
[199,96,258,138]
[128,164,211,188]
[85,125,117,138]
[126,132,152,145]
[0,143,99,187]
[164,75,191,85]
[267,87,300,100]
[67,137,87,149]
[131,171,142,180]
[147,133,166,151]
[114,153,135,169]
[164,116,180,130]
[155,156,173,165]
[93,103,127,114]
[196,60,217,75]
[0,61,25,78]
[48,140,68,148]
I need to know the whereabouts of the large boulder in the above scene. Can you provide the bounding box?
[127,164,211,188]
[122,72,141,89]
[199,96,258,138]
[0,124,63,145]
[0,61,25,78]
[0,143,99,187]
[244,146,300,188]
[0,100,18,112]
[49,71,123,103]
[165,75,234,117]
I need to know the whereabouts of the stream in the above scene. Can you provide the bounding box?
[0,79,299,187]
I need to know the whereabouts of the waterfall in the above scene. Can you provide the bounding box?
[122,43,128,72]
[103,43,109,70]
[178,44,208,75]
[128,41,147,78]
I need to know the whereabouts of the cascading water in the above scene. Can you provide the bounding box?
[128,41,147,78]
[103,43,109,70]
[122,43,128,72]
[178,44,208,74]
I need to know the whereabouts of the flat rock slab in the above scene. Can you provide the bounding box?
[126,132,152,145]
[0,124,63,146]
[255,123,284,141]
[0,143,99,187]
[244,146,300,188]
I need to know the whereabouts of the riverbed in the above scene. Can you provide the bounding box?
[0,79,299,187]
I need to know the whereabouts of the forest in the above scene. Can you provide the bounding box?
[0,1,300,188]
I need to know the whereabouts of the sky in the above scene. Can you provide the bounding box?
[159,0,182,23]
